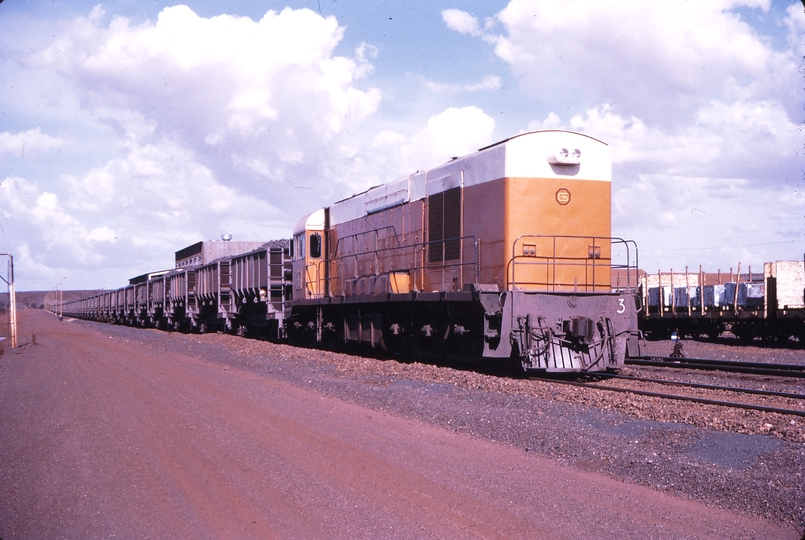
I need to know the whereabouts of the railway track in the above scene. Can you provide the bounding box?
[605,373,805,400]
[626,356,805,378]
[528,371,805,417]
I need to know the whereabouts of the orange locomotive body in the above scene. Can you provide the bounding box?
[288,130,641,372]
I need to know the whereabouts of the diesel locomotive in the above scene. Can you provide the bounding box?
[61,130,644,373]
[287,130,642,372]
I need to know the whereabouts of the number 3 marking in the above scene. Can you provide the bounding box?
[617,298,626,314]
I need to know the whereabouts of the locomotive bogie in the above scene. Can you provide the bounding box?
[287,294,487,359]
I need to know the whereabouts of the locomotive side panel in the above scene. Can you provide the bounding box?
[504,176,611,292]
[461,176,506,288]
[459,175,613,293]
[327,198,425,297]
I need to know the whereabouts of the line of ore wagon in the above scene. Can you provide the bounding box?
[65,238,292,336]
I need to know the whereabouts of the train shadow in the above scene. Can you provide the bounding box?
[290,337,535,379]
[310,341,607,381]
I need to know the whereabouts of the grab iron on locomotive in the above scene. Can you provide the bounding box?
[61,130,645,373]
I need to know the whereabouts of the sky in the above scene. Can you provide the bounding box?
[0,0,803,291]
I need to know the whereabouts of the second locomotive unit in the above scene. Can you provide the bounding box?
[287,130,641,372]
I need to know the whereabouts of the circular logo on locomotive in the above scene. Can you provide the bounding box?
[556,188,571,205]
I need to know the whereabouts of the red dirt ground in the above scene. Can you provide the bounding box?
[0,310,796,538]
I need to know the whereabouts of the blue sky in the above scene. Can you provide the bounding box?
[0,0,803,290]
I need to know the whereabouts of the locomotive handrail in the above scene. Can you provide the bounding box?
[311,234,480,298]
[508,235,639,293]
[333,225,401,257]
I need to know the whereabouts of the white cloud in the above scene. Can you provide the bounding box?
[14,243,56,286]
[442,9,481,36]
[489,0,795,125]
[87,226,116,243]
[32,5,382,215]
[416,107,496,159]
[59,137,283,242]
[613,173,805,271]
[785,4,805,55]
[7,1,798,290]
[423,75,502,94]
[0,104,497,288]
[5,3,510,288]
[0,129,69,158]
[0,176,102,265]
[0,135,292,288]
[550,100,800,181]
[441,9,500,45]
[372,107,496,174]
[1,4,402,288]
[527,96,803,270]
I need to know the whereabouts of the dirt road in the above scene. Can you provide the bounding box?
[0,311,797,538]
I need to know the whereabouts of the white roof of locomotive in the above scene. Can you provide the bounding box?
[320,130,611,228]
[293,207,326,236]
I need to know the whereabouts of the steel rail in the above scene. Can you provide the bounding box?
[635,356,805,370]
[528,376,805,417]
[599,373,805,400]
[626,357,805,378]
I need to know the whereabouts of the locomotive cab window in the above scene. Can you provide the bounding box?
[309,232,322,259]
[428,187,461,263]
[294,233,305,260]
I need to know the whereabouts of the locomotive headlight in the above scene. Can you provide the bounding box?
[547,146,582,165]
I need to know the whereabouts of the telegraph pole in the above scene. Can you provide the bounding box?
[0,253,17,348]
